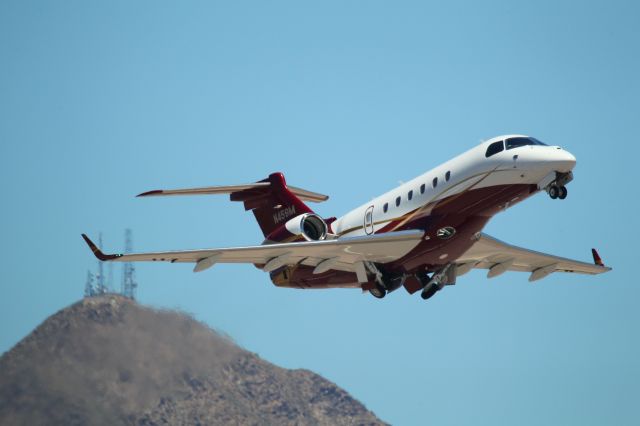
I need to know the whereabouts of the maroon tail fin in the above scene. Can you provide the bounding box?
[230,173,317,238]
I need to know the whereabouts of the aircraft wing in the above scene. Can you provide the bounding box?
[456,233,611,281]
[82,230,424,275]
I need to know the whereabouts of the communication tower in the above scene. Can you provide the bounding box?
[84,271,95,297]
[95,233,112,294]
[83,230,139,299]
[107,263,114,293]
[121,229,137,300]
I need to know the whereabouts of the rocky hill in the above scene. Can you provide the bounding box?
[0,295,386,425]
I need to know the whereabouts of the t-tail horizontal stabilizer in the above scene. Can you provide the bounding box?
[136,175,329,203]
[135,172,329,239]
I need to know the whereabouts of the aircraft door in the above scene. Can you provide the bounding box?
[364,205,375,235]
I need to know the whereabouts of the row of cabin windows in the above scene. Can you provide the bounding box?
[382,171,452,213]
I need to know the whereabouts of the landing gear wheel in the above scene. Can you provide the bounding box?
[420,284,439,300]
[548,185,559,199]
[369,284,387,299]
[558,186,567,200]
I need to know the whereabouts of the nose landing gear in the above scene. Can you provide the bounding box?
[547,171,572,200]
[548,184,568,200]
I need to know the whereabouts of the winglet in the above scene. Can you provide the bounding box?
[591,248,604,267]
[81,234,123,261]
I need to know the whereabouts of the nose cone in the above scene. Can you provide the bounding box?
[554,149,576,173]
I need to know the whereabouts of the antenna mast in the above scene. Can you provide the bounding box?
[121,229,137,300]
[84,271,95,297]
[96,233,107,294]
[83,230,140,299]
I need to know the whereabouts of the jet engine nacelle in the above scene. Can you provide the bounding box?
[284,213,328,241]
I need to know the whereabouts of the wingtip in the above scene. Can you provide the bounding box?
[81,233,96,251]
[82,233,122,261]
[136,190,164,198]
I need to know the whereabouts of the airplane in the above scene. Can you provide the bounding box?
[82,134,611,300]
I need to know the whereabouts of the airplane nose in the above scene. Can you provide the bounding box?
[553,148,576,173]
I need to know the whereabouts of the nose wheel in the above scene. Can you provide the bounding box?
[559,186,567,199]
[548,184,567,200]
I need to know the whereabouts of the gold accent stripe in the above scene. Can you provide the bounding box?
[336,167,508,237]
[388,166,501,232]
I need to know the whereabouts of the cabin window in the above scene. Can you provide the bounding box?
[445,171,451,181]
[485,141,504,157]
[408,190,413,201]
[383,203,388,213]
[432,177,438,188]
[395,196,401,207]
[420,183,426,194]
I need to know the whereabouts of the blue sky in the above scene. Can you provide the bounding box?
[1,1,638,424]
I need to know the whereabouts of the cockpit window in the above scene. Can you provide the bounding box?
[529,137,546,145]
[506,137,547,150]
[485,141,504,158]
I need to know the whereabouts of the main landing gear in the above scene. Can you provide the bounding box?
[366,263,456,301]
[548,184,567,200]
[368,275,404,299]
[369,283,387,299]
[417,264,456,301]
[365,263,404,299]
[420,281,440,300]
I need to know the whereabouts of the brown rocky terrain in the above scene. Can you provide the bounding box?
[0,295,386,425]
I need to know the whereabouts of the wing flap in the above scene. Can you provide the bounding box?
[458,233,611,278]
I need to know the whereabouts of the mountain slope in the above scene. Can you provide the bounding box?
[0,295,386,426]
